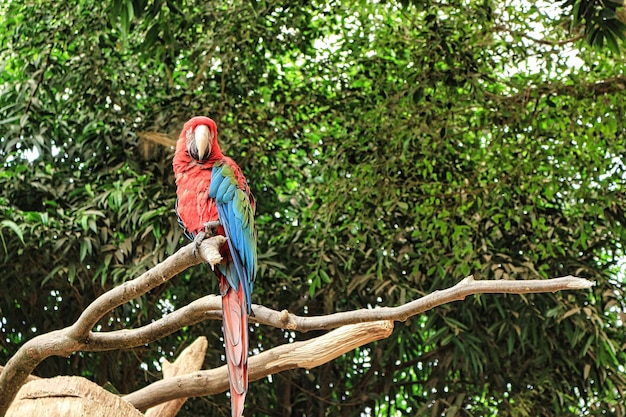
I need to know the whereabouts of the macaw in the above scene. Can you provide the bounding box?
[173,116,257,417]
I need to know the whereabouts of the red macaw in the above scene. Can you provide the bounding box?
[173,116,257,417]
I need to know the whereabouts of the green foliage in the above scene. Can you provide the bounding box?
[562,0,626,52]
[2,1,626,416]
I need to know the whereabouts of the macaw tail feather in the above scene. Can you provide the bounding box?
[221,276,249,417]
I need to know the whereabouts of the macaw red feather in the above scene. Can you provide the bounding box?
[173,117,221,236]
[220,274,248,417]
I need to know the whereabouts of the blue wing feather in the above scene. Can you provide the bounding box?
[209,161,256,312]
[209,166,225,196]
[217,176,233,199]
[223,186,237,202]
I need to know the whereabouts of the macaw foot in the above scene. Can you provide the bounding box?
[192,221,221,257]
[203,220,221,235]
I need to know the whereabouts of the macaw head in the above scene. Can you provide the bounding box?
[180,116,220,162]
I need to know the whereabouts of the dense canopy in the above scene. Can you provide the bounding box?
[1,0,626,416]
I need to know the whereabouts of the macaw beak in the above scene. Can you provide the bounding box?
[194,125,211,161]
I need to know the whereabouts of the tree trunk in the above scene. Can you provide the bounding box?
[6,376,143,417]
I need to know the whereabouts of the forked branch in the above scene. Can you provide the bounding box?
[0,236,225,416]
[0,231,594,416]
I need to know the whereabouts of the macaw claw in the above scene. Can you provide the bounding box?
[204,220,221,235]
[192,221,221,257]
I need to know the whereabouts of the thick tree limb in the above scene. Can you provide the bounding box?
[72,236,224,337]
[0,366,39,383]
[0,227,594,416]
[6,376,143,417]
[119,275,594,410]
[123,320,395,411]
[0,236,225,417]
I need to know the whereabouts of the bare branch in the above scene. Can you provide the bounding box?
[0,236,225,417]
[72,236,225,337]
[85,295,222,350]
[85,275,593,351]
[250,275,594,332]
[0,366,39,383]
[118,275,593,410]
[0,229,594,417]
[123,320,395,411]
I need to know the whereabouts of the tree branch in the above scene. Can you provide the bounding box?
[0,228,594,417]
[0,236,226,417]
[84,275,592,352]
[123,320,395,411]
[72,235,225,337]
[251,275,593,331]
